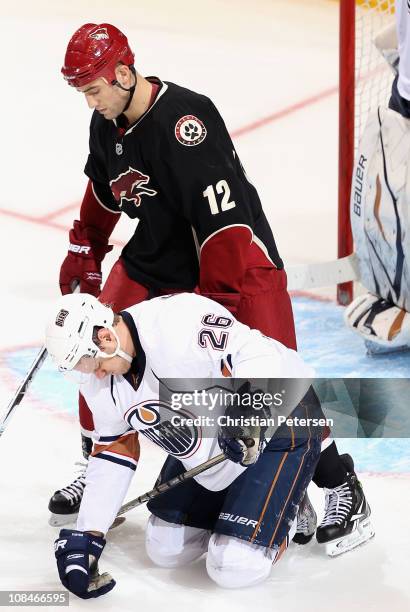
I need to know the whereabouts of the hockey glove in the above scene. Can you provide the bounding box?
[54,529,115,599]
[59,220,113,297]
[218,383,269,466]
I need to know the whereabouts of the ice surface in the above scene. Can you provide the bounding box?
[0,1,409,610]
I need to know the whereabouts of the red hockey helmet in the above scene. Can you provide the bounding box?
[61,23,135,88]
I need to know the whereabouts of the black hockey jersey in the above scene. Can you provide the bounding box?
[84,77,283,290]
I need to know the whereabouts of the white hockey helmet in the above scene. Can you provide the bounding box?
[45,293,131,373]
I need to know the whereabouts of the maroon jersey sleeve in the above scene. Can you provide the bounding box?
[80,180,120,239]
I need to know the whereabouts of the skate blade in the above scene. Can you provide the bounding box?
[48,513,78,527]
[49,514,125,529]
[109,516,126,530]
[324,518,375,557]
[293,532,315,545]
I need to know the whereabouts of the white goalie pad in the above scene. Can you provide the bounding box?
[350,106,410,312]
[345,292,410,351]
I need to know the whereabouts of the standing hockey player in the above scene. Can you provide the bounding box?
[46,292,373,598]
[51,23,363,551]
[346,0,410,351]
[50,21,296,521]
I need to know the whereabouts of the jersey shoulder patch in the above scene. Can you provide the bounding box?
[155,82,215,149]
[175,114,207,146]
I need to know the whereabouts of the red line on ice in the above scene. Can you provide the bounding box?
[231,85,338,138]
[0,207,124,247]
[39,201,80,221]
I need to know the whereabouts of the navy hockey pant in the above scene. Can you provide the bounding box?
[147,433,321,549]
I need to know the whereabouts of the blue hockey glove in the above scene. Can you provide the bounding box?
[218,383,269,466]
[218,430,259,465]
[54,529,115,599]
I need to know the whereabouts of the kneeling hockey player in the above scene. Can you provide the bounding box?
[46,292,373,599]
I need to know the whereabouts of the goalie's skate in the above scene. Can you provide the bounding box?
[316,454,375,557]
[293,492,317,545]
[48,460,87,527]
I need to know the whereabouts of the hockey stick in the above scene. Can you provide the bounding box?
[0,284,80,438]
[287,253,360,291]
[117,452,226,516]
[0,345,48,438]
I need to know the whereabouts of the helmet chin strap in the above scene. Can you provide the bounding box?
[112,66,137,114]
[98,327,134,364]
[116,348,133,364]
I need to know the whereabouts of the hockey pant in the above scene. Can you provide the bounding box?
[146,433,321,587]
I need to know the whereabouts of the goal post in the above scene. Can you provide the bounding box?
[338,0,356,306]
[337,0,396,305]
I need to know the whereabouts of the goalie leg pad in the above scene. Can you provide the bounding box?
[345,292,410,351]
[350,107,410,311]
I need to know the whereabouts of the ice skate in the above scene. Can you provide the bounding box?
[293,492,317,545]
[48,460,87,527]
[316,454,375,557]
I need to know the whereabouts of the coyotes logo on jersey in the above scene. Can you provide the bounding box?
[110,166,158,209]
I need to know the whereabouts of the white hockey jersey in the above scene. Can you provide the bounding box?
[76,293,313,534]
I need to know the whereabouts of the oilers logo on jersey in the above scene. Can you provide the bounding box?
[125,400,201,459]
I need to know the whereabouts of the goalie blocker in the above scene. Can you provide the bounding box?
[347,105,410,352]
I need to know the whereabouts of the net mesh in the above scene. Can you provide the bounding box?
[355,0,396,151]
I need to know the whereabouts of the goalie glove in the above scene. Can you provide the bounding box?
[345,292,410,351]
[54,529,115,600]
[218,382,269,466]
[59,220,113,297]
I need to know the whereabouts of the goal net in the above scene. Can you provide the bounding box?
[338,0,396,304]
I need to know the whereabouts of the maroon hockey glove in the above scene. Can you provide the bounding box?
[59,220,113,297]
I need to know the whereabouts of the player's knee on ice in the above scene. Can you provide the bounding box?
[146,515,297,587]
[206,534,275,588]
[206,516,297,588]
[145,515,210,568]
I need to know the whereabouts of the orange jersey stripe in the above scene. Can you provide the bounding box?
[92,432,140,462]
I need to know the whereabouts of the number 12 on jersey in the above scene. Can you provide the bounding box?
[203,180,236,215]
